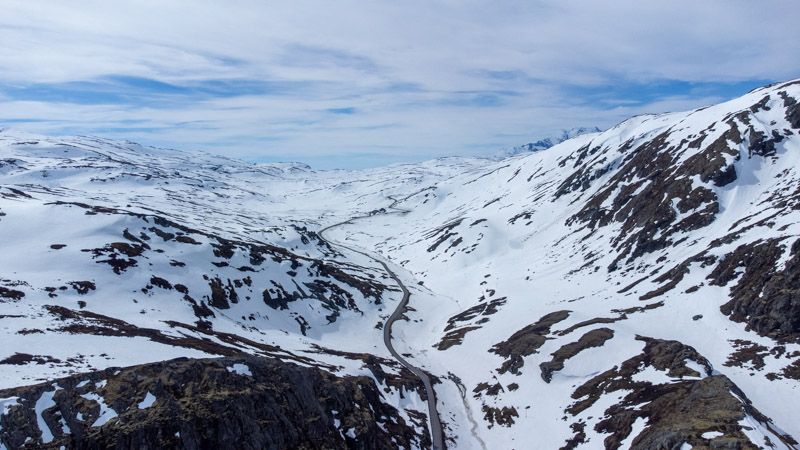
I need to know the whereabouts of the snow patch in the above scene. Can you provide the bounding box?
[137,392,157,409]
[701,431,724,439]
[226,363,252,376]
[34,387,58,443]
[0,396,19,416]
[80,392,118,427]
[619,416,648,448]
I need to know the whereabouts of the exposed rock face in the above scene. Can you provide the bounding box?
[709,238,800,342]
[565,337,796,450]
[557,90,794,271]
[560,128,727,270]
[539,327,614,383]
[437,297,507,350]
[490,310,570,374]
[0,356,423,450]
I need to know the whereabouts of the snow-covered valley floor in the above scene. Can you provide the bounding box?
[2,78,800,449]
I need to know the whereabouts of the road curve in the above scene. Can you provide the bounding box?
[318,206,446,450]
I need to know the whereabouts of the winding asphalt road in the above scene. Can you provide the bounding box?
[318,203,446,450]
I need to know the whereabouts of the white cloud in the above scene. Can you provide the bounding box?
[0,0,797,166]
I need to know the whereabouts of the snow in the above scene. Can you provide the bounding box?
[496,127,602,157]
[619,417,648,448]
[683,360,708,379]
[226,363,252,376]
[80,392,118,427]
[701,431,723,439]
[137,392,157,409]
[34,387,58,443]
[0,79,799,449]
[0,397,19,416]
[738,414,793,450]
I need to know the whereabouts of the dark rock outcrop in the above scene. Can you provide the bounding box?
[0,286,25,301]
[566,336,796,450]
[556,92,797,271]
[0,356,424,450]
[540,328,614,383]
[490,310,570,374]
[709,238,800,342]
[436,297,507,350]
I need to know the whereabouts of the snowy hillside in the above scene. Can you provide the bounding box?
[2,78,800,449]
[0,131,446,449]
[342,79,800,449]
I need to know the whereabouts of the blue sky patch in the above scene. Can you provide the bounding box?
[326,107,357,115]
[566,78,774,109]
[0,76,310,107]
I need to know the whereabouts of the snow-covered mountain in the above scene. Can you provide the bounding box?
[2,78,800,449]
[498,126,602,157]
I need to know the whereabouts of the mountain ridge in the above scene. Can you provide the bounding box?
[496,126,602,157]
[2,78,800,449]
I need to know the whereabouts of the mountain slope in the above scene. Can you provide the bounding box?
[0,132,438,448]
[334,79,800,449]
[2,78,800,449]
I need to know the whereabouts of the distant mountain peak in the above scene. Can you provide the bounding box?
[499,126,602,156]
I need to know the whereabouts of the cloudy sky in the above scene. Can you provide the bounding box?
[0,1,798,168]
